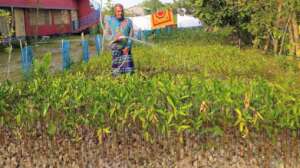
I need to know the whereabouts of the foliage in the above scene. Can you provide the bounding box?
[189,0,300,55]
[103,0,114,16]
[170,0,194,14]
[142,0,166,13]
[0,29,299,141]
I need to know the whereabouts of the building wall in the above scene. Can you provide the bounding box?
[1,0,99,36]
[14,8,26,36]
[77,0,99,30]
[0,0,77,10]
[0,16,9,36]
[71,10,79,31]
[78,0,93,19]
[24,9,72,36]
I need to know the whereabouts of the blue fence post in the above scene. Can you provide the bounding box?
[137,29,142,40]
[61,40,71,70]
[142,31,146,41]
[95,35,102,56]
[21,45,33,77]
[142,30,150,41]
[167,27,172,33]
[155,29,161,36]
[81,40,89,63]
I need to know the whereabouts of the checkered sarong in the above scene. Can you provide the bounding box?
[111,48,134,76]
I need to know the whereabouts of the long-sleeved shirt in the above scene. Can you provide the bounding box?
[104,16,134,50]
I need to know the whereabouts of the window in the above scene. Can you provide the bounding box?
[29,9,51,26]
[0,16,9,35]
[52,10,70,25]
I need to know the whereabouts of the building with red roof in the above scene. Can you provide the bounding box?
[0,0,100,37]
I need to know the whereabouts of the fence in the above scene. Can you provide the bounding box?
[0,33,104,82]
[0,28,175,82]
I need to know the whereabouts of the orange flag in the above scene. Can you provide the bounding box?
[151,9,175,29]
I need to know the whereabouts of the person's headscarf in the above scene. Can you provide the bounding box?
[114,3,124,21]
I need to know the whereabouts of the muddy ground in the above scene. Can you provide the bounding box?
[0,129,299,168]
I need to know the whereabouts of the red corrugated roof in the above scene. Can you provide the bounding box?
[0,0,78,10]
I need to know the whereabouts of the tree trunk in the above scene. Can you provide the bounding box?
[273,39,279,54]
[273,0,283,55]
[291,13,299,58]
[279,16,291,55]
[264,34,270,52]
[288,12,299,57]
[253,37,260,49]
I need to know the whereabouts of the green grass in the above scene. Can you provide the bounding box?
[0,29,299,141]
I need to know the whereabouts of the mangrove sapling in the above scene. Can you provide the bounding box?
[0,29,299,166]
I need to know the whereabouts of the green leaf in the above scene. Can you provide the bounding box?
[16,114,21,126]
[47,122,57,136]
[177,125,191,133]
[167,96,176,110]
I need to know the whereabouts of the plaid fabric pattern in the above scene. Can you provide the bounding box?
[105,17,135,76]
[112,48,134,76]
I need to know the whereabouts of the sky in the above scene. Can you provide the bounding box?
[98,0,174,8]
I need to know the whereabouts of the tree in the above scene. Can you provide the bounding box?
[242,0,299,55]
[142,0,166,13]
[103,0,114,16]
[172,0,194,14]
[189,0,300,56]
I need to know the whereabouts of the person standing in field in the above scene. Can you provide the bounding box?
[104,3,134,76]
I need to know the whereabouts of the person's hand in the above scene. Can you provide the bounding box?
[122,47,129,55]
